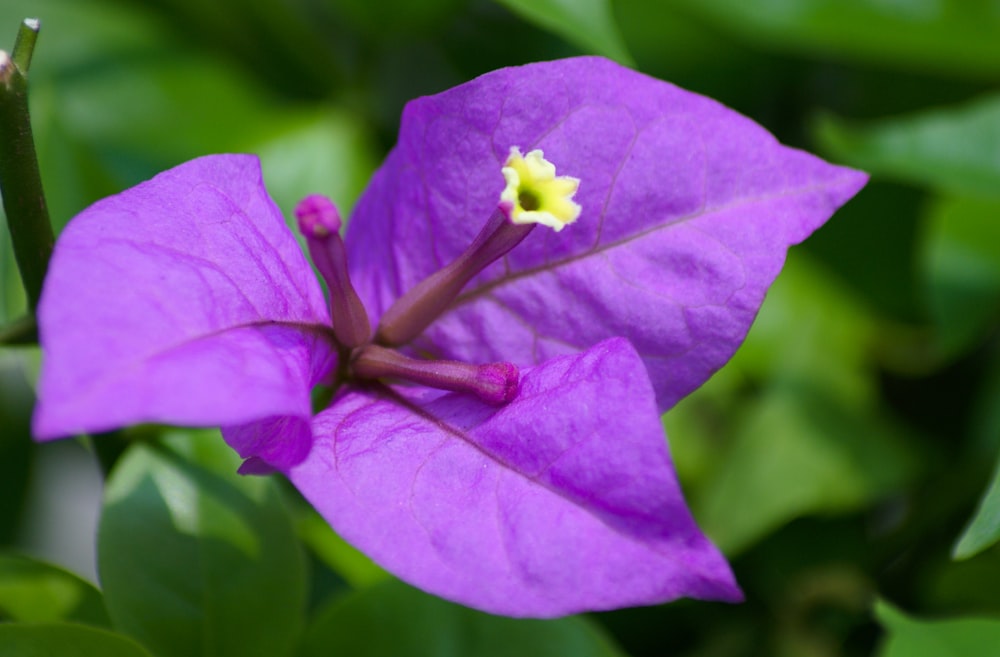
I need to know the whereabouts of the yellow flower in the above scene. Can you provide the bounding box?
[500,147,581,231]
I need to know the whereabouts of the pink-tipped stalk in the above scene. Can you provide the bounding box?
[296,195,371,349]
[352,344,519,405]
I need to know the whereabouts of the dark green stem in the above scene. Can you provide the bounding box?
[11,18,39,72]
[0,18,54,315]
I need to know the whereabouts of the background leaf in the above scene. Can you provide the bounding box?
[0,554,108,625]
[666,0,1000,76]
[323,0,465,38]
[875,601,1000,657]
[97,431,306,657]
[920,195,1000,356]
[296,509,387,589]
[954,463,1000,560]
[298,578,629,657]
[668,255,917,554]
[694,385,915,554]
[815,95,1000,199]
[493,0,634,64]
[0,623,153,657]
[953,349,1000,560]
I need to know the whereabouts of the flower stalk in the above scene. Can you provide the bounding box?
[375,210,534,347]
[295,195,371,349]
[352,344,519,404]
[0,18,54,315]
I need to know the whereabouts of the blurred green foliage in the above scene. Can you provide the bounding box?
[875,601,1000,657]
[664,0,1000,78]
[0,622,153,657]
[300,579,627,657]
[0,555,109,626]
[495,0,633,64]
[97,432,307,657]
[2,0,999,655]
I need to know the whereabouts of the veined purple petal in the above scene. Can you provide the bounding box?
[34,155,334,468]
[346,56,867,411]
[287,338,740,617]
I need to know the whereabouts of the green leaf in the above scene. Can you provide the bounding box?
[106,0,346,96]
[693,384,915,553]
[493,0,634,65]
[255,109,379,222]
[0,554,109,626]
[0,0,167,79]
[728,254,876,405]
[927,544,1000,614]
[815,95,1000,198]
[297,510,388,588]
[325,0,465,37]
[298,579,629,657]
[952,350,1000,560]
[955,442,1000,561]
[921,195,1000,356]
[0,0,174,214]
[668,0,1000,77]
[0,622,153,657]
[612,0,765,99]
[51,57,279,162]
[875,600,1000,657]
[97,431,306,657]
[3,1,377,232]
[668,256,917,553]
[802,181,924,322]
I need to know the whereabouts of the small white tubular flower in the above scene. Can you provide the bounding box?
[499,147,581,232]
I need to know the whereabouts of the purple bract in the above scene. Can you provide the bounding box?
[33,57,867,617]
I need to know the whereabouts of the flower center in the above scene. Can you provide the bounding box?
[518,189,540,211]
[299,147,580,405]
[499,147,581,232]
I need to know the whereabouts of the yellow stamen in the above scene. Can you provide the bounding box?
[500,147,581,232]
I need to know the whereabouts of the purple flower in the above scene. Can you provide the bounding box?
[32,57,866,617]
